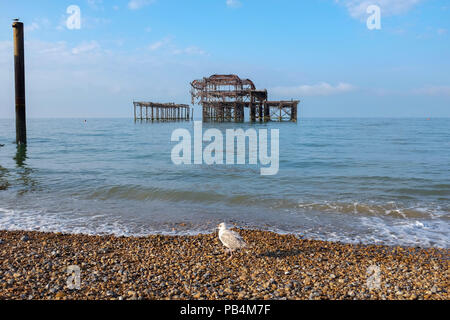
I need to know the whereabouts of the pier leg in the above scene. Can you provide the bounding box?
[259,103,263,122]
[264,102,270,122]
[13,21,26,145]
[250,104,256,122]
[291,105,297,122]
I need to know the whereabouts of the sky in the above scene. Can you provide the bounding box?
[0,0,449,118]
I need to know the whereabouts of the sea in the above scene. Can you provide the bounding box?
[0,118,448,248]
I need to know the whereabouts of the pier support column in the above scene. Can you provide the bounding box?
[291,104,297,122]
[258,103,263,122]
[13,21,26,145]
[264,102,270,122]
[250,104,256,122]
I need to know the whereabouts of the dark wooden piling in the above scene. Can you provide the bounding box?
[13,21,26,144]
[264,102,270,121]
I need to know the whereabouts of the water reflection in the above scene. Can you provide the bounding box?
[14,143,27,167]
[14,144,38,194]
[0,143,9,190]
[0,165,9,190]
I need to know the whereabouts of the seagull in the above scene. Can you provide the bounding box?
[217,223,247,258]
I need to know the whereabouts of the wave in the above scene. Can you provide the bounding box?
[85,185,448,219]
[0,206,448,248]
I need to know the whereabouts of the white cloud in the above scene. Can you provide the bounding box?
[272,82,356,96]
[25,22,40,32]
[226,0,242,8]
[71,41,101,55]
[87,0,103,10]
[173,46,207,56]
[336,0,422,19]
[437,28,447,35]
[128,0,155,10]
[149,37,171,51]
[23,18,51,32]
[413,86,450,96]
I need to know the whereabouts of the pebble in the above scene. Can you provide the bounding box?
[193,292,202,299]
[55,291,65,299]
[0,229,447,300]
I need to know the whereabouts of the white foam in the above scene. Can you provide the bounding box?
[0,207,449,248]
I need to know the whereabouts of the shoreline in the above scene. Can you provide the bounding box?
[0,229,448,300]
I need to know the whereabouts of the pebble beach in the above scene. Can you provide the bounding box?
[0,229,448,300]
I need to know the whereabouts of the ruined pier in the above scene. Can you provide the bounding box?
[191,74,299,122]
[133,102,192,121]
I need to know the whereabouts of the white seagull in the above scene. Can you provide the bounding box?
[217,222,247,257]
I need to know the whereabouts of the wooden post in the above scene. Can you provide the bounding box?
[259,103,263,122]
[13,21,26,145]
[264,102,270,122]
[250,103,255,122]
[291,103,296,122]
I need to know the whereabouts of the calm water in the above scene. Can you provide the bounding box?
[0,118,449,248]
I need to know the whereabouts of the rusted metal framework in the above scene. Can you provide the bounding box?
[133,102,191,121]
[191,74,299,122]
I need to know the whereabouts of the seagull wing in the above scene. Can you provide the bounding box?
[220,229,246,249]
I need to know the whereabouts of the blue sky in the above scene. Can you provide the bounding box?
[0,0,449,118]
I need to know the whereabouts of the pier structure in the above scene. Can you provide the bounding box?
[191,74,299,122]
[133,102,192,121]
